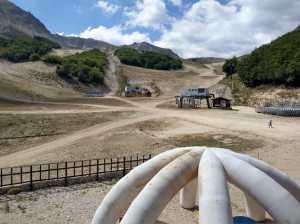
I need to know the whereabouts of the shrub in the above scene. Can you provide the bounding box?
[7,187,23,195]
[29,53,41,61]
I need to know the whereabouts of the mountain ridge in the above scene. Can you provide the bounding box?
[0,0,179,57]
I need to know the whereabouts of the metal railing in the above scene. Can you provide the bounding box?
[256,102,300,117]
[0,154,152,191]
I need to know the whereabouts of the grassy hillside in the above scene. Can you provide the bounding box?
[219,74,300,106]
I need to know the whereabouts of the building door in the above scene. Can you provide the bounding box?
[221,100,226,108]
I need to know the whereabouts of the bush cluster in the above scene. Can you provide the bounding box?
[114,48,182,70]
[0,36,60,62]
[56,49,106,83]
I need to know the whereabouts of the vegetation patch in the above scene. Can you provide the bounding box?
[169,133,262,152]
[149,81,161,96]
[0,111,134,156]
[17,205,26,213]
[115,65,129,96]
[7,187,23,195]
[0,36,60,62]
[115,48,182,70]
[55,97,133,107]
[1,203,10,213]
[222,27,299,88]
[56,49,107,84]
[220,74,251,105]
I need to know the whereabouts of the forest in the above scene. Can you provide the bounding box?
[115,48,183,70]
[56,49,107,83]
[0,36,60,62]
[235,27,300,87]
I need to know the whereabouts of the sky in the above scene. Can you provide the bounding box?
[9,0,300,58]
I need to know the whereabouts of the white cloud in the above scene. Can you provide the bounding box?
[95,1,120,14]
[169,0,182,6]
[79,26,151,46]
[154,0,300,58]
[125,0,170,30]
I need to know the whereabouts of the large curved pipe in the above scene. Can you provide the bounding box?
[120,148,205,224]
[92,147,300,224]
[221,154,300,223]
[212,148,300,202]
[180,178,198,209]
[199,150,233,224]
[243,193,266,221]
[91,147,197,224]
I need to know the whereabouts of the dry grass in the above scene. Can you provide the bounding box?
[0,110,136,157]
[169,133,263,153]
[0,97,133,111]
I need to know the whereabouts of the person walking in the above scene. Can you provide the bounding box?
[269,119,273,128]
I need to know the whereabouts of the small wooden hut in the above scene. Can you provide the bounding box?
[212,97,231,108]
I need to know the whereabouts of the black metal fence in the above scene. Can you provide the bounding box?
[0,154,152,191]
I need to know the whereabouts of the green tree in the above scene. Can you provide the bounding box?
[237,27,300,87]
[29,53,41,61]
[114,48,182,70]
[222,56,237,78]
[56,48,107,84]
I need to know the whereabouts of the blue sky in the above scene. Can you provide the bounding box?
[9,0,300,58]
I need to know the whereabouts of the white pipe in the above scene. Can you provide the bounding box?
[211,148,300,202]
[243,193,266,221]
[120,148,205,224]
[180,178,198,209]
[221,154,300,223]
[91,147,196,224]
[199,150,233,224]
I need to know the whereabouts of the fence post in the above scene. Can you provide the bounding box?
[130,156,132,170]
[123,157,126,177]
[104,159,106,173]
[30,165,33,191]
[110,158,113,173]
[39,165,42,181]
[48,164,50,180]
[0,168,2,187]
[73,162,75,177]
[89,160,91,175]
[56,163,59,179]
[117,157,119,171]
[20,166,23,184]
[65,162,68,186]
[96,159,99,181]
[10,167,13,185]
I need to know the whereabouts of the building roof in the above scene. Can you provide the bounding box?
[212,97,231,101]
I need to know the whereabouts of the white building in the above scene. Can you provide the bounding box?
[125,86,142,97]
[180,88,209,97]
